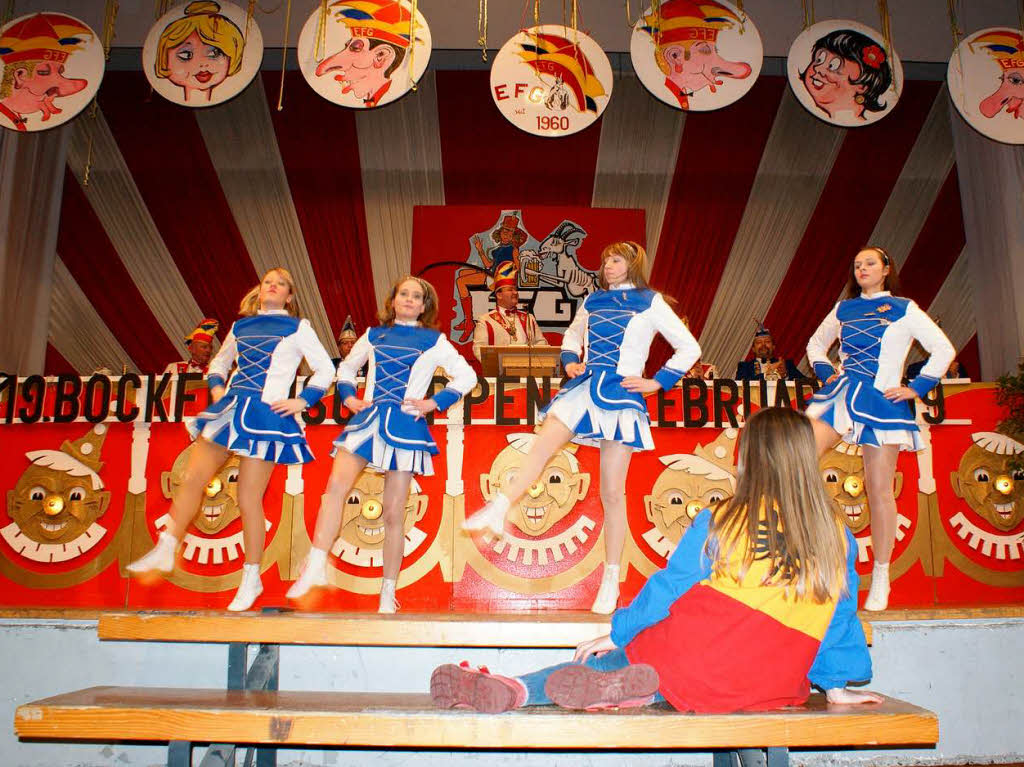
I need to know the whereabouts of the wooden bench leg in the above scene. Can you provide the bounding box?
[766,747,789,767]
[715,748,789,767]
[167,740,191,767]
[198,744,235,767]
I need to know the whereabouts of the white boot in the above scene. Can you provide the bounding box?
[126,531,178,574]
[227,564,263,612]
[378,577,398,614]
[591,564,621,615]
[286,547,329,600]
[463,494,510,536]
[863,562,890,611]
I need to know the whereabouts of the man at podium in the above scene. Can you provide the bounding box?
[471,263,545,362]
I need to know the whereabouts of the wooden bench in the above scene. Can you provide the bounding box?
[13,610,940,767]
[15,687,937,766]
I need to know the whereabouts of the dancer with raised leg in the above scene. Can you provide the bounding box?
[463,241,700,614]
[287,276,476,613]
[434,408,881,713]
[127,268,335,612]
[806,246,954,611]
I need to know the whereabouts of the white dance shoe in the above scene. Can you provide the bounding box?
[462,495,510,536]
[126,531,178,574]
[286,548,329,600]
[378,578,398,614]
[863,565,890,611]
[591,564,621,615]
[227,564,263,612]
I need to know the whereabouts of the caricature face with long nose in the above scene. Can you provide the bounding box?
[662,40,751,96]
[1,59,87,122]
[979,66,1024,120]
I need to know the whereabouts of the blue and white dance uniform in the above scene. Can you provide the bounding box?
[546,283,701,451]
[192,310,335,465]
[334,321,477,475]
[806,291,954,451]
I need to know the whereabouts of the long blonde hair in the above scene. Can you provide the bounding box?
[598,241,651,290]
[707,407,847,602]
[379,276,440,329]
[238,267,301,317]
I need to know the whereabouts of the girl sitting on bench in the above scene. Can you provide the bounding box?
[431,406,883,712]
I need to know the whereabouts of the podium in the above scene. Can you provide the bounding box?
[479,345,560,378]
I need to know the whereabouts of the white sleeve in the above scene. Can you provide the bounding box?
[206,326,237,387]
[471,314,488,361]
[431,335,478,411]
[297,320,336,393]
[561,304,588,362]
[650,294,701,386]
[527,313,546,345]
[906,301,955,389]
[337,330,373,394]
[807,303,841,378]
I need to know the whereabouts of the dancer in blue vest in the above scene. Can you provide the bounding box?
[463,241,701,614]
[127,268,335,612]
[287,276,477,613]
[806,246,954,611]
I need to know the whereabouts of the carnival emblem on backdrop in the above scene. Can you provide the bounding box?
[297,0,431,109]
[143,1,263,108]
[629,0,761,111]
[490,24,612,136]
[786,19,903,127]
[0,13,103,132]
[442,210,599,345]
[820,441,907,563]
[948,28,1024,145]
[641,429,736,559]
[950,432,1024,538]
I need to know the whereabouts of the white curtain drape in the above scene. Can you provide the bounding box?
[699,88,844,371]
[196,76,337,354]
[591,73,685,267]
[0,126,70,374]
[356,71,445,306]
[950,108,1024,379]
[66,108,202,359]
[50,257,136,373]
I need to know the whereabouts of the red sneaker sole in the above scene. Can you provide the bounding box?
[430,664,523,713]
[544,664,659,710]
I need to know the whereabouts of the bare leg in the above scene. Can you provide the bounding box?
[311,449,370,551]
[381,471,413,581]
[598,440,634,567]
[810,417,842,458]
[236,457,276,565]
[862,444,900,565]
[165,438,232,540]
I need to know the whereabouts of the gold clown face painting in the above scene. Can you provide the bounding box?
[951,433,1024,532]
[335,470,428,549]
[3,425,111,560]
[642,429,736,558]
[0,13,104,132]
[481,434,590,537]
[161,444,241,535]
[821,443,903,534]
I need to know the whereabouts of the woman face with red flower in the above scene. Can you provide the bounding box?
[799,30,893,121]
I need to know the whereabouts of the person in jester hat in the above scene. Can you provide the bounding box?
[434,408,880,713]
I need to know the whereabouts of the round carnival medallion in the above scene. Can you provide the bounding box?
[629,0,762,111]
[0,12,104,132]
[948,27,1024,145]
[297,0,432,110]
[142,1,263,108]
[787,19,903,127]
[490,24,613,137]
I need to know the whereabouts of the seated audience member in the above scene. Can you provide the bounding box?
[472,263,545,362]
[164,318,219,375]
[735,323,803,381]
[331,315,359,368]
[906,355,968,381]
